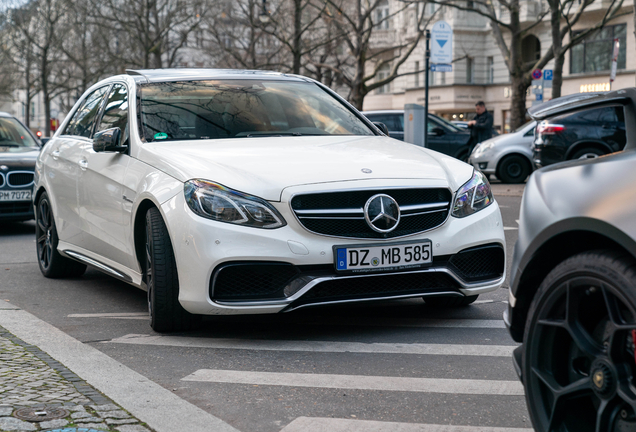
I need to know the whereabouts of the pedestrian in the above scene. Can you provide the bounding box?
[467,101,493,156]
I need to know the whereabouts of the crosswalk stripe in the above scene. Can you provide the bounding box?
[181,369,525,396]
[280,417,533,432]
[107,334,516,357]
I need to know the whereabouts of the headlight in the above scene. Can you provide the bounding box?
[184,179,286,229]
[472,141,494,157]
[452,170,493,218]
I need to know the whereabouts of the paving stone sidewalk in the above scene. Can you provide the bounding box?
[0,327,154,432]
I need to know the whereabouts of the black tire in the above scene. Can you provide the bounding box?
[35,192,87,278]
[145,207,199,333]
[522,250,636,432]
[497,155,531,184]
[424,295,478,307]
[571,147,605,160]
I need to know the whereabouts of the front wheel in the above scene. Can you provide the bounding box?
[523,250,636,432]
[145,207,199,332]
[497,155,531,184]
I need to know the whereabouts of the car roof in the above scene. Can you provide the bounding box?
[0,112,13,118]
[126,68,308,83]
[362,110,404,115]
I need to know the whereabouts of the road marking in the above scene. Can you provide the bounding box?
[67,312,147,320]
[182,369,525,396]
[108,334,515,357]
[0,306,238,432]
[280,417,533,432]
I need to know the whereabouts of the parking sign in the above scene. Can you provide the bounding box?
[430,21,452,65]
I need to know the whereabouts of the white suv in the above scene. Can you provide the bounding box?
[34,69,505,332]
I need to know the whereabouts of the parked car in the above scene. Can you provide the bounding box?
[533,100,626,168]
[505,89,636,432]
[0,111,41,222]
[468,121,535,183]
[35,69,505,332]
[362,109,473,160]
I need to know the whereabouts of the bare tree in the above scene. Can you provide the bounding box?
[315,0,430,110]
[89,0,207,69]
[548,0,626,98]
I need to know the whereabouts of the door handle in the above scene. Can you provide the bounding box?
[78,159,88,170]
[51,150,60,160]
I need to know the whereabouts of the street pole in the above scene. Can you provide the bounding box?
[424,29,430,149]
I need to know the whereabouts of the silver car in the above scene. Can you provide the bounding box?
[468,121,535,184]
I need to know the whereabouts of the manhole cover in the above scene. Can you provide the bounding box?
[14,407,69,421]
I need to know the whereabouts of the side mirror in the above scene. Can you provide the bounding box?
[373,122,389,136]
[430,127,445,136]
[93,127,127,152]
[40,138,50,146]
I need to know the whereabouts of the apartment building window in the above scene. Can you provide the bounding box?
[375,1,390,29]
[466,57,474,84]
[30,102,35,121]
[571,24,626,74]
[414,61,420,87]
[487,57,494,83]
[376,63,391,94]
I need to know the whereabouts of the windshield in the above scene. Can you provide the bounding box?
[139,80,374,142]
[0,118,38,148]
[514,120,534,133]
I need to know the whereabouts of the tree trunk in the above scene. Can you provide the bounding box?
[510,73,529,130]
[549,0,564,98]
[552,53,565,99]
[40,49,51,137]
[292,0,302,74]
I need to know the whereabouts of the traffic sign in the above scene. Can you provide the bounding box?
[532,69,542,80]
[543,70,553,80]
[431,64,452,72]
[536,93,543,101]
[430,21,452,65]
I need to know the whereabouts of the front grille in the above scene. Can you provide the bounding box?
[0,202,32,215]
[291,272,459,307]
[448,244,505,282]
[7,172,34,187]
[291,188,452,239]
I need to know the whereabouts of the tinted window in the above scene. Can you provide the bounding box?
[139,80,374,142]
[0,118,38,148]
[597,107,617,123]
[365,114,402,131]
[64,86,109,138]
[96,84,129,144]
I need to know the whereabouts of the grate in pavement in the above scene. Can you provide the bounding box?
[14,407,70,421]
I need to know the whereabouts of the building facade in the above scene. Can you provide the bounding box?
[362,0,636,133]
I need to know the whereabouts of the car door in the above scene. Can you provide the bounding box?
[598,106,626,152]
[45,86,109,245]
[426,116,470,158]
[77,83,135,268]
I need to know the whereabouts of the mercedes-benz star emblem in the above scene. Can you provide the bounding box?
[364,194,400,233]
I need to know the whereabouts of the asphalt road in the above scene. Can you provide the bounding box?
[0,183,527,432]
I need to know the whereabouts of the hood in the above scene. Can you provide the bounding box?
[0,146,40,168]
[137,135,473,201]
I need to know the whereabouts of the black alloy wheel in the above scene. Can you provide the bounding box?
[145,207,199,332]
[523,251,636,432]
[35,192,86,278]
[497,155,530,184]
[572,147,605,160]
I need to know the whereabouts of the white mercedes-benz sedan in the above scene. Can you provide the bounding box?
[34,69,505,332]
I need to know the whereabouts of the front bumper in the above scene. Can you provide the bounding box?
[468,155,496,175]
[163,190,506,315]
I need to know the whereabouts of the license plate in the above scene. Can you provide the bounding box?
[334,240,432,274]
[0,190,32,201]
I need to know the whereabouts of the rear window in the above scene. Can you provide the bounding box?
[0,117,38,148]
[139,80,374,142]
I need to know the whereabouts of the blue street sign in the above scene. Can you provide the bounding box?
[431,64,452,72]
[536,94,543,101]
[543,70,553,80]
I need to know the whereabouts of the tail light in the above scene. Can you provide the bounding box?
[537,122,566,135]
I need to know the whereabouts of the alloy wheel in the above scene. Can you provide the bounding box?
[526,276,636,431]
[36,198,53,270]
